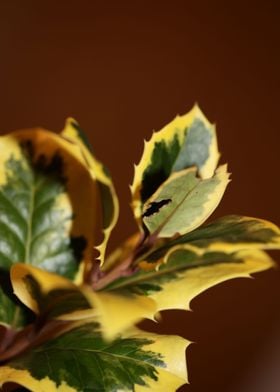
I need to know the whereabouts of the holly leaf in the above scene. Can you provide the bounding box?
[131,105,219,227]
[10,264,93,322]
[142,165,230,237]
[170,215,280,251]
[83,215,278,337]
[61,119,119,270]
[0,128,99,329]
[78,248,274,339]
[10,263,157,341]
[104,248,274,314]
[0,323,189,392]
[82,288,157,341]
[0,129,99,280]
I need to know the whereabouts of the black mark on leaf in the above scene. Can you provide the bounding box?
[142,199,172,218]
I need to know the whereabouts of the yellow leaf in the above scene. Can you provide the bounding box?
[125,328,190,392]
[82,286,157,341]
[148,248,274,312]
[0,368,75,392]
[11,263,77,314]
[61,119,119,269]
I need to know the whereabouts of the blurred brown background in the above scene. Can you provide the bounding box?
[1,1,280,391]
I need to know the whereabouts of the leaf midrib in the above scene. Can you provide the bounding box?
[35,346,161,369]
[24,173,36,263]
[105,256,239,291]
[144,170,199,235]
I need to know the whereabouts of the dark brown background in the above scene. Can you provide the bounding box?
[1,1,280,391]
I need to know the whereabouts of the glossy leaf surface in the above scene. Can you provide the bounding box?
[0,323,189,392]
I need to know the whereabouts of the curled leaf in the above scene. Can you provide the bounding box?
[61,119,119,270]
[82,286,157,341]
[10,264,91,320]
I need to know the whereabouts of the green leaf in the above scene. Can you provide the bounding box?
[142,165,230,237]
[0,284,29,330]
[0,150,77,278]
[0,129,99,281]
[0,323,189,392]
[131,105,219,227]
[0,126,100,328]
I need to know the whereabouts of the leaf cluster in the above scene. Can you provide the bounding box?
[0,107,279,391]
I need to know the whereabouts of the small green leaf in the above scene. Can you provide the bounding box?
[0,323,189,392]
[142,165,230,237]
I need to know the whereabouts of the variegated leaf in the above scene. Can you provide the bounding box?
[137,215,280,267]
[0,129,98,280]
[104,248,274,313]
[0,128,99,329]
[82,287,157,341]
[0,323,189,392]
[171,215,280,251]
[61,119,119,270]
[142,165,230,237]
[10,264,92,321]
[10,263,156,341]
[131,105,219,227]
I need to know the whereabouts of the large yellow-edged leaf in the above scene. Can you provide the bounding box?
[0,127,99,329]
[131,104,219,227]
[147,248,274,312]
[84,216,278,335]
[0,128,98,280]
[0,323,189,392]
[142,164,230,237]
[139,215,280,267]
[61,118,119,270]
[104,247,274,314]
